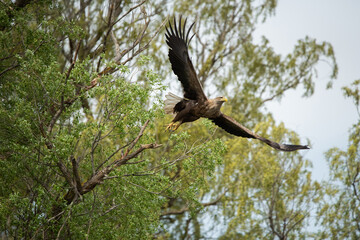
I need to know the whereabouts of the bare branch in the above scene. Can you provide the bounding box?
[125,120,150,155]
[0,63,19,78]
[352,164,360,202]
[65,41,81,80]
[124,179,164,195]
[47,107,64,136]
[111,0,147,29]
[117,16,167,66]
[96,3,115,72]
[160,193,224,217]
[56,205,73,240]
[57,161,73,187]
[113,143,162,168]
[77,120,161,196]
[71,156,82,193]
[79,143,161,195]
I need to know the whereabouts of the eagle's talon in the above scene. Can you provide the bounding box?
[166,122,180,132]
[166,122,175,131]
[172,122,180,131]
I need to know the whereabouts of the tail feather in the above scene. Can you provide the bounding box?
[164,93,182,114]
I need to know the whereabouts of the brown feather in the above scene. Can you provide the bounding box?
[165,16,207,102]
[211,114,310,152]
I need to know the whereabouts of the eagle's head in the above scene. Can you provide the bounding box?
[213,96,228,109]
[215,96,228,103]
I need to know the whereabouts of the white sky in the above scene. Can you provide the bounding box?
[253,0,360,181]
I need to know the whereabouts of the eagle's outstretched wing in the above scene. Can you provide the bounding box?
[165,16,207,102]
[211,114,310,152]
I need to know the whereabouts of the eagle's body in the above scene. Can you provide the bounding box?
[166,95,223,120]
[164,16,309,152]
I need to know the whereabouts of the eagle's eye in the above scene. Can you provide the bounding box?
[220,97,228,102]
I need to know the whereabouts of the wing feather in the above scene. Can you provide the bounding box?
[211,114,310,152]
[165,16,207,102]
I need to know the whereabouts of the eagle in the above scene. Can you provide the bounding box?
[164,16,309,152]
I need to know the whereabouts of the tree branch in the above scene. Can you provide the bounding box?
[76,120,161,197]
[160,193,224,217]
[71,156,82,193]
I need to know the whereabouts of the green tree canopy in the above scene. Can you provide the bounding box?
[0,0,341,239]
[317,80,360,239]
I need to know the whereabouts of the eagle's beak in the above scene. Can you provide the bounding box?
[222,97,228,102]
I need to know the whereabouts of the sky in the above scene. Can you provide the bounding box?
[253,0,360,181]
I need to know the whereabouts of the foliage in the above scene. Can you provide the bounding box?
[0,0,168,238]
[0,0,341,239]
[212,116,318,239]
[317,80,360,239]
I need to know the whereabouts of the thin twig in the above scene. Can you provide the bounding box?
[160,193,225,216]
[78,120,161,195]
[56,204,73,240]
[111,0,147,29]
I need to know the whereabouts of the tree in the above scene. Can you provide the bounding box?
[317,79,360,239]
[0,0,339,239]
[0,0,165,238]
[0,0,227,238]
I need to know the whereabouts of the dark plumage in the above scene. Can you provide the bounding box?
[164,16,309,152]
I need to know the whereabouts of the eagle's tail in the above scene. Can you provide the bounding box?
[164,93,182,114]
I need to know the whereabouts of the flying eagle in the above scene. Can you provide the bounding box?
[164,16,309,152]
